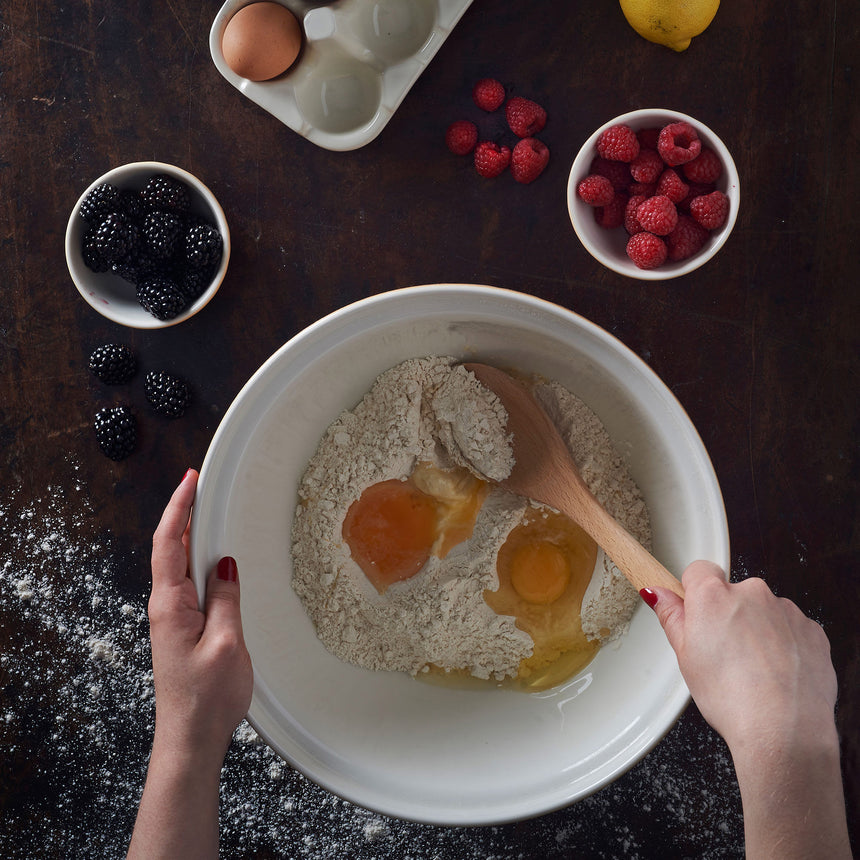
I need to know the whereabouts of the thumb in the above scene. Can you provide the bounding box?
[203,556,245,638]
[641,586,686,653]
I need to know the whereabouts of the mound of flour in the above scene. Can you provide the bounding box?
[291,357,647,680]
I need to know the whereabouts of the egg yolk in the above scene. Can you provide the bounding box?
[509,542,570,605]
[485,508,599,691]
[342,480,437,593]
[343,464,487,594]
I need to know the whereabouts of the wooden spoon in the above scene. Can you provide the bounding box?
[464,363,684,598]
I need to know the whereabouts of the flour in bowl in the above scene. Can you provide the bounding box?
[291,356,648,684]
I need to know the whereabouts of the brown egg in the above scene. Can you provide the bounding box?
[221,2,303,82]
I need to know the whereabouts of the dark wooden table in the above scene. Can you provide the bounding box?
[1,1,857,857]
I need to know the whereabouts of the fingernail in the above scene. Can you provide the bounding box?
[217,556,238,582]
[182,468,194,483]
[639,587,658,609]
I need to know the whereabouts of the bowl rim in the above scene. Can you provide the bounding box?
[64,160,231,329]
[567,108,740,281]
[191,284,730,824]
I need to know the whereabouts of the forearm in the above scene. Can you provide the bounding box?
[127,736,224,860]
[728,723,852,860]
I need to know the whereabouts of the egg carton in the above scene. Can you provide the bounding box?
[210,0,474,152]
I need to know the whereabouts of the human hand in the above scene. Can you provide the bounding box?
[641,560,838,755]
[148,468,253,766]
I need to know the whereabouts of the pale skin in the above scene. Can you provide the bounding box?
[127,469,253,860]
[645,561,852,860]
[128,474,852,858]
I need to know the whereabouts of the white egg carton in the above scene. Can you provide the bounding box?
[210,0,474,152]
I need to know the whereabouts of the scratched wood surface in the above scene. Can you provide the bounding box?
[1,0,857,857]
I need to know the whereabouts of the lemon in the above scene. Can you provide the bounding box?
[619,0,720,51]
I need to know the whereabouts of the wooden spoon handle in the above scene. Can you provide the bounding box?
[544,474,685,598]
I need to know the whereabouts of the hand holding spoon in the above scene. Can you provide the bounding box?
[464,363,684,598]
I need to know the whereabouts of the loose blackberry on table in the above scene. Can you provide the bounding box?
[88,344,137,385]
[93,405,137,461]
[144,371,190,418]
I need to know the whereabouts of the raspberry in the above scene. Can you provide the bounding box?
[678,181,717,212]
[473,141,511,178]
[666,214,710,261]
[511,138,550,184]
[635,195,678,236]
[472,78,505,112]
[505,97,547,138]
[628,181,657,197]
[626,232,668,269]
[589,157,631,191]
[624,194,648,235]
[683,147,723,184]
[656,168,689,204]
[629,149,663,183]
[689,191,729,230]
[636,127,661,151]
[594,192,628,229]
[577,174,615,207]
[596,124,640,163]
[445,120,478,155]
[657,121,702,167]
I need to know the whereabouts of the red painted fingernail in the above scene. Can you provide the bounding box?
[639,587,658,609]
[217,556,238,582]
[182,468,194,483]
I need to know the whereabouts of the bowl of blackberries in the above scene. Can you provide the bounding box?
[65,162,230,328]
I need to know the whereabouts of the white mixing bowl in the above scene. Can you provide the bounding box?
[190,284,729,825]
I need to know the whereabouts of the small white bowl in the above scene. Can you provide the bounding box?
[65,161,230,329]
[189,284,730,825]
[567,109,740,280]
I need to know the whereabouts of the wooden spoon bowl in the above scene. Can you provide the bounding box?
[465,363,684,598]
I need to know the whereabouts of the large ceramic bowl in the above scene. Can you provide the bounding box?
[189,284,729,825]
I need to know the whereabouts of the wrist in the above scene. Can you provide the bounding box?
[150,718,232,782]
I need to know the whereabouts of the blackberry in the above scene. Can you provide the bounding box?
[82,227,111,273]
[144,371,190,418]
[79,183,120,224]
[94,406,137,461]
[91,212,139,264]
[177,265,215,304]
[140,174,191,213]
[111,246,163,286]
[89,343,137,384]
[136,275,186,320]
[115,188,145,222]
[142,210,183,260]
[183,221,223,270]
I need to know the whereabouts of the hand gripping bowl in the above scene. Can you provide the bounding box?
[189,284,729,825]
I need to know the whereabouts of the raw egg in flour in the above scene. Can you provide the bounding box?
[343,463,488,593]
[485,507,600,691]
[221,2,303,82]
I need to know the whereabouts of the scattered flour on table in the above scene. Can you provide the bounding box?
[291,357,648,681]
[0,461,744,858]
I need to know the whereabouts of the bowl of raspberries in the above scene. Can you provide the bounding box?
[567,109,739,279]
[65,162,230,327]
